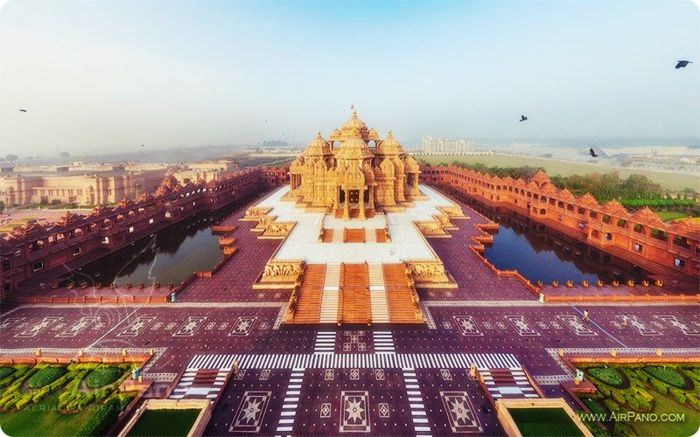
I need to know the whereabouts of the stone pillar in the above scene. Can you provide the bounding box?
[368,186,375,210]
[332,185,338,212]
[342,188,350,221]
[358,188,366,220]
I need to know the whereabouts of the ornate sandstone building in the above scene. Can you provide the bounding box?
[288,107,421,220]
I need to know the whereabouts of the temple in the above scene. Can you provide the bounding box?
[288,106,421,220]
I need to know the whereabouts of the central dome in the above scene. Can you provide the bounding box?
[335,136,374,161]
[336,106,370,140]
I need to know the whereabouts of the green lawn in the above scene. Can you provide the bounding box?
[508,407,585,437]
[657,211,692,222]
[127,409,201,437]
[626,393,700,437]
[420,154,700,191]
[576,363,700,437]
[0,393,94,437]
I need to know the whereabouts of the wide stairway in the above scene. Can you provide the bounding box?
[291,264,326,323]
[368,263,389,323]
[340,264,371,324]
[288,263,422,325]
[383,264,421,323]
[319,263,341,323]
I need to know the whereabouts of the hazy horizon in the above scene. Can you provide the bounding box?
[1,0,698,156]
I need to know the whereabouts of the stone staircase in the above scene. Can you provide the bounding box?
[291,264,326,323]
[383,264,421,323]
[368,263,389,323]
[341,263,370,324]
[319,263,341,323]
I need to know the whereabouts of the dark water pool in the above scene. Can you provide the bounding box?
[61,192,262,287]
[65,215,224,286]
[481,215,647,284]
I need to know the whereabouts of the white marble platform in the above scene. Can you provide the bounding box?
[254,185,458,264]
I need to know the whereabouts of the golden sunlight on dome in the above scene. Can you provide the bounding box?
[287,108,422,220]
[303,131,332,156]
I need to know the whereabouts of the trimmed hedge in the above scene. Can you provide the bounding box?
[85,366,122,388]
[0,367,16,379]
[588,367,626,388]
[582,397,608,417]
[27,366,66,389]
[644,366,688,389]
[76,397,122,437]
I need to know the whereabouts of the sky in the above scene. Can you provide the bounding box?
[0,0,698,156]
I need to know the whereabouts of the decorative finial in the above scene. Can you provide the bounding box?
[388,129,392,135]
[351,104,357,116]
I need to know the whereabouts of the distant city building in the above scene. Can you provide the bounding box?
[0,159,238,208]
[421,135,475,154]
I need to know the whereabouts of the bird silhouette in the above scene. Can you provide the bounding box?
[19,109,27,113]
[519,115,528,122]
[589,148,598,158]
[675,60,692,69]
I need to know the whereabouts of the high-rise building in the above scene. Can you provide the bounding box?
[421,135,475,154]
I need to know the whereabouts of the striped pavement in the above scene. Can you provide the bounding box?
[373,331,395,354]
[313,331,336,354]
[184,352,520,370]
[276,368,304,435]
[403,367,431,436]
[170,367,228,400]
[479,367,539,400]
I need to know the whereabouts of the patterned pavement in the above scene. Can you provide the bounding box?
[1,190,698,436]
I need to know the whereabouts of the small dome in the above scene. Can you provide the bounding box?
[376,130,405,155]
[303,131,332,156]
[368,128,380,141]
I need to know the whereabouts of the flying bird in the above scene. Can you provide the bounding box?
[589,148,598,158]
[519,115,528,122]
[19,109,27,113]
[675,60,692,69]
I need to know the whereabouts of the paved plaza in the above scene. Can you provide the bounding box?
[1,188,698,436]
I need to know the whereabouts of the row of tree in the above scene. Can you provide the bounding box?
[422,161,699,215]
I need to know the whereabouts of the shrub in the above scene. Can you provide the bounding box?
[85,366,122,388]
[603,399,620,413]
[644,366,687,389]
[27,366,66,389]
[14,394,32,410]
[0,366,30,388]
[626,395,640,411]
[588,367,626,388]
[686,393,700,410]
[682,368,700,384]
[612,390,626,405]
[0,367,16,380]
[597,383,612,397]
[583,397,608,416]
[76,397,122,436]
[116,392,136,410]
[670,390,687,405]
[649,377,668,395]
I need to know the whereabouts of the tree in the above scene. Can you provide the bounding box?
[60,151,70,159]
[5,154,18,162]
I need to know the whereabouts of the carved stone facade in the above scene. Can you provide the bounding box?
[256,260,304,289]
[405,260,455,288]
[422,165,700,280]
[288,107,421,220]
